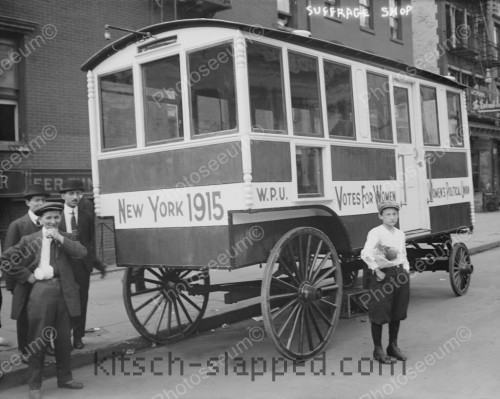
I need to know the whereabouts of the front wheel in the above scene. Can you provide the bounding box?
[123,267,209,343]
[261,227,343,361]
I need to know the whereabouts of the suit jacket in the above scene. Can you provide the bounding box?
[1,231,87,319]
[4,213,42,291]
[59,200,96,273]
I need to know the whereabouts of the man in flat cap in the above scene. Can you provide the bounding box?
[4,184,49,361]
[1,202,87,398]
[59,180,101,350]
[361,200,410,364]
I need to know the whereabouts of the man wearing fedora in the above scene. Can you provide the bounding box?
[1,202,87,398]
[4,184,49,361]
[58,180,98,350]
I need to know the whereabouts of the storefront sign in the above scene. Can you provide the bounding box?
[0,170,27,197]
[31,169,92,194]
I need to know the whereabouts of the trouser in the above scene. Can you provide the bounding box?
[17,305,30,355]
[367,265,410,325]
[27,280,73,390]
[71,263,90,339]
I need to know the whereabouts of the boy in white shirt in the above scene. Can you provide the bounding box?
[361,201,410,364]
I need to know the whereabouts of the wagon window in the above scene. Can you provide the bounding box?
[420,86,440,145]
[188,43,237,136]
[324,61,355,139]
[446,91,464,147]
[296,146,324,197]
[367,72,392,142]
[289,52,322,137]
[247,41,286,133]
[142,55,183,144]
[393,86,411,143]
[99,69,136,150]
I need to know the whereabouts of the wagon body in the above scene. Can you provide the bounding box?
[83,19,474,359]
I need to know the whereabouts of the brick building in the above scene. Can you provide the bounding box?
[0,0,414,259]
[412,0,500,211]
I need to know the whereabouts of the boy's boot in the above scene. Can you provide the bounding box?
[386,341,407,361]
[373,346,396,364]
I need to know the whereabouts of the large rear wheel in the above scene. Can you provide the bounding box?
[261,227,342,360]
[449,243,473,296]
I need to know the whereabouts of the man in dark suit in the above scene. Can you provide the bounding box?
[1,202,87,398]
[4,184,49,360]
[59,181,96,350]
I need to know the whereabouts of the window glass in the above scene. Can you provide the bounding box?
[360,0,373,29]
[393,86,411,143]
[0,103,16,141]
[188,43,236,136]
[99,69,136,150]
[247,42,286,133]
[143,55,183,144]
[389,0,402,40]
[324,61,355,138]
[367,72,392,142]
[289,52,322,136]
[420,86,440,145]
[296,146,323,197]
[447,91,463,147]
[0,39,19,141]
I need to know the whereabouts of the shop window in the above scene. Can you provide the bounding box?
[289,51,322,137]
[324,61,355,138]
[367,72,392,142]
[142,55,183,144]
[446,91,463,147]
[296,146,324,197]
[420,86,440,145]
[247,42,286,133]
[188,42,236,136]
[99,69,137,150]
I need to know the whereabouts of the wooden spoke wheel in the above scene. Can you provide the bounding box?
[449,243,473,296]
[261,227,343,361]
[123,267,209,343]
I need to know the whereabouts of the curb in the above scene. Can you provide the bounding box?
[469,241,500,256]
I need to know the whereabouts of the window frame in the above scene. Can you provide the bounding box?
[389,0,403,41]
[0,99,19,142]
[366,71,393,143]
[295,145,325,199]
[359,0,374,31]
[420,85,440,147]
[446,91,464,148]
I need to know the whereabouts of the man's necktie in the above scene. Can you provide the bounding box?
[50,240,57,274]
[71,210,78,238]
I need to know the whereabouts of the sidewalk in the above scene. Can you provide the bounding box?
[1,210,499,390]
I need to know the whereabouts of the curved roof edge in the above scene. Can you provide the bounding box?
[81,18,463,89]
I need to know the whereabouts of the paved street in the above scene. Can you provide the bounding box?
[1,244,499,399]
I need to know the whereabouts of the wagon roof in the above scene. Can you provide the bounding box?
[81,18,463,89]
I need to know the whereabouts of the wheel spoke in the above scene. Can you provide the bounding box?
[172,297,182,327]
[167,300,172,334]
[131,286,162,297]
[307,240,323,280]
[278,257,301,286]
[286,306,303,350]
[155,299,168,335]
[269,292,299,301]
[146,267,164,281]
[298,306,306,354]
[319,298,338,309]
[287,244,303,281]
[271,298,299,321]
[306,305,324,342]
[143,295,165,326]
[305,235,312,271]
[303,305,314,351]
[178,291,202,312]
[134,277,163,286]
[298,235,305,279]
[272,276,299,292]
[310,252,333,283]
[177,295,194,325]
[134,291,163,313]
[313,265,337,287]
[310,302,334,327]
[320,283,340,292]
[277,302,301,338]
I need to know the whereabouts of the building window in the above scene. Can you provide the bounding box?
[277,0,297,29]
[446,92,464,147]
[0,37,19,141]
[324,61,355,138]
[247,41,286,133]
[389,0,402,40]
[367,72,392,142]
[289,51,322,137]
[99,69,137,150]
[142,55,183,145]
[188,42,237,136]
[359,0,373,30]
[420,86,440,146]
[296,146,324,197]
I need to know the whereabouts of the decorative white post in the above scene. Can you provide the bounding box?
[87,71,101,216]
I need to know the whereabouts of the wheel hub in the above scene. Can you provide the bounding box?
[459,262,473,275]
[299,283,322,303]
